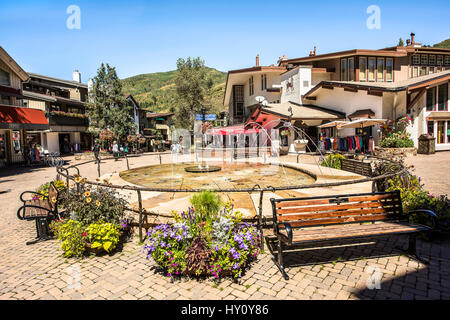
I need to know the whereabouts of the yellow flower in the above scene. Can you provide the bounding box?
[96,200,101,207]
[86,197,92,203]
[70,183,75,188]
[74,177,81,183]
[51,196,57,203]
[83,191,91,197]
[81,178,86,185]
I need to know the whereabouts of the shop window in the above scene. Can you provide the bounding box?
[359,57,367,81]
[437,55,443,66]
[413,66,419,78]
[437,121,445,144]
[427,121,434,136]
[445,56,450,67]
[412,55,420,65]
[438,83,448,111]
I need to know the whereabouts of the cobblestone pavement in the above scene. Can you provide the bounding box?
[404,151,450,197]
[1,153,450,300]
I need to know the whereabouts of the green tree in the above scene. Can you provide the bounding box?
[173,57,212,129]
[87,63,136,141]
[398,38,405,46]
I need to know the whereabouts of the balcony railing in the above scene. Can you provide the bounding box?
[48,113,89,126]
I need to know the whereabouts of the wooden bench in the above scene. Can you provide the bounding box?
[17,182,64,245]
[340,158,373,177]
[270,191,438,280]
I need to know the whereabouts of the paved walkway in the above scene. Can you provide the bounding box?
[0,153,449,300]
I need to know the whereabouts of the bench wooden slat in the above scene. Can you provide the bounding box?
[277,206,400,221]
[276,200,401,215]
[280,213,398,228]
[275,193,397,208]
[278,221,428,243]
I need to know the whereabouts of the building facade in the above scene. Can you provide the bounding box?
[22,71,90,154]
[0,46,49,167]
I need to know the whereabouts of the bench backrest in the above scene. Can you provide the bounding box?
[48,182,59,211]
[340,158,373,177]
[271,191,403,230]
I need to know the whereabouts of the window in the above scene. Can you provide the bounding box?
[377,58,384,81]
[413,66,419,78]
[341,59,348,81]
[261,74,267,90]
[437,121,445,144]
[445,56,450,67]
[437,55,443,66]
[249,76,254,96]
[0,69,10,86]
[386,58,393,81]
[412,55,420,65]
[368,57,376,81]
[438,83,448,111]
[359,57,367,81]
[420,66,427,76]
[427,121,434,136]
[447,121,450,144]
[421,55,428,65]
[429,55,436,66]
[426,87,436,111]
[348,58,354,81]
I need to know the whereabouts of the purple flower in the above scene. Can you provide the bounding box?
[176,234,183,242]
[233,263,240,269]
[232,251,240,260]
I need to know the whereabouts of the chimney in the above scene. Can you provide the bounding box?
[73,70,81,83]
[406,39,411,46]
[277,54,288,65]
[410,33,415,44]
[256,54,259,67]
[314,46,316,56]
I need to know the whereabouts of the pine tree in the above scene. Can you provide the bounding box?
[173,57,211,129]
[87,63,136,142]
[398,38,405,46]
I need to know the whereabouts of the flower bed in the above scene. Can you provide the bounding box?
[49,175,132,257]
[143,191,261,279]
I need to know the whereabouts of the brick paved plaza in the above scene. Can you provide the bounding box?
[1,152,450,300]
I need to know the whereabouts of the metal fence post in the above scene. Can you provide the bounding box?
[97,161,101,178]
[137,189,143,242]
[125,153,130,170]
[258,190,264,251]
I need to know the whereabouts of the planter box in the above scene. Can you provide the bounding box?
[374,147,417,158]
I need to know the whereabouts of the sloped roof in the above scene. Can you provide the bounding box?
[260,101,345,120]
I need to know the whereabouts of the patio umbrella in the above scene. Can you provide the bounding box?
[338,118,387,129]
[317,121,350,129]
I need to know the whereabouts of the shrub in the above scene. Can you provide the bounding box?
[50,219,86,258]
[60,177,127,225]
[144,193,260,279]
[320,153,345,169]
[86,221,120,253]
[379,132,414,148]
[190,191,223,223]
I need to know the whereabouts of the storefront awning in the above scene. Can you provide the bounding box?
[0,105,49,130]
[206,124,260,135]
[426,112,450,120]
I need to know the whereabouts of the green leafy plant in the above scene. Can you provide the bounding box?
[320,153,345,169]
[189,191,223,223]
[35,180,66,200]
[379,132,414,148]
[60,178,127,225]
[86,221,120,253]
[50,219,86,258]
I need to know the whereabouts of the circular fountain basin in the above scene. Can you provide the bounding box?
[119,162,315,190]
[184,165,222,173]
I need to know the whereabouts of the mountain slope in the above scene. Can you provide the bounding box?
[433,38,450,49]
[121,67,227,113]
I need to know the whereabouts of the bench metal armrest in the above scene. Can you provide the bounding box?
[276,222,293,245]
[407,209,439,230]
[17,204,53,220]
[19,191,48,203]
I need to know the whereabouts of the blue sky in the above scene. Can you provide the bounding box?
[1,0,449,82]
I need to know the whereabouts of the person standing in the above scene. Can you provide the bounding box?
[112,140,119,161]
[93,141,100,164]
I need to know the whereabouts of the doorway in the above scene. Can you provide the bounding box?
[59,133,71,154]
